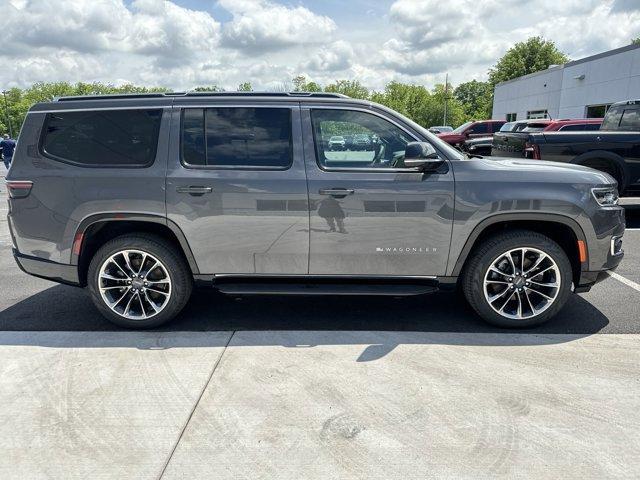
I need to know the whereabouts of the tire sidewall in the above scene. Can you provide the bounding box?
[87,235,191,329]
[464,233,573,328]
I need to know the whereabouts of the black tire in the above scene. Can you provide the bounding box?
[462,230,573,328]
[582,158,627,194]
[87,233,192,329]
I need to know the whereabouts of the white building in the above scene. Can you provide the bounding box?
[492,43,640,121]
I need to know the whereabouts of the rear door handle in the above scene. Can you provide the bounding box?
[176,186,213,195]
[319,188,355,197]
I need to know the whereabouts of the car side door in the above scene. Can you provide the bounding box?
[166,101,309,275]
[301,105,455,276]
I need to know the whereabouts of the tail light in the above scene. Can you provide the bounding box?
[524,142,540,159]
[6,180,33,199]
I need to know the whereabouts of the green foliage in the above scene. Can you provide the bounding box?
[633,37,640,45]
[324,80,369,99]
[453,80,492,120]
[192,85,225,92]
[237,82,253,92]
[488,36,569,85]
[291,75,322,92]
[0,81,169,138]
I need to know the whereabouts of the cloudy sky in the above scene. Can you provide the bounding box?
[1,0,639,91]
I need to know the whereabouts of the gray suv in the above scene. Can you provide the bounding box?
[6,92,625,328]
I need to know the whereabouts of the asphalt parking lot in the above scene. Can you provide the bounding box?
[1,171,639,478]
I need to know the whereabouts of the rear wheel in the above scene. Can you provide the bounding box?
[462,230,573,328]
[87,234,192,328]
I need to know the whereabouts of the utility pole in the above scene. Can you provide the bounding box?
[443,73,448,126]
[2,91,13,138]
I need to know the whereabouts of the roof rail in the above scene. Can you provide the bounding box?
[55,91,349,102]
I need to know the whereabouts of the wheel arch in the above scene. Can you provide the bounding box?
[451,213,588,285]
[571,150,629,191]
[73,214,199,287]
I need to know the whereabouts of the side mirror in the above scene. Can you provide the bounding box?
[465,129,474,136]
[403,142,444,171]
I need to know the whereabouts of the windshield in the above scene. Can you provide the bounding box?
[522,123,549,132]
[451,121,473,134]
[499,122,515,132]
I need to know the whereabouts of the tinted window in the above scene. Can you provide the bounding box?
[601,106,623,130]
[42,109,162,166]
[311,109,415,169]
[181,107,292,168]
[469,123,488,134]
[559,123,601,131]
[619,108,640,131]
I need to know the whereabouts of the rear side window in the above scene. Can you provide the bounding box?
[41,109,162,167]
[558,123,601,131]
[601,106,623,130]
[181,107,292,169]
[619,108,640,131]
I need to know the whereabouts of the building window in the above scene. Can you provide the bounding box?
[505,113,517,122]
[526,110,548,119]
[585,104,612,118]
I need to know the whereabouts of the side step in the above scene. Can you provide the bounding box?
[214,282,438,296]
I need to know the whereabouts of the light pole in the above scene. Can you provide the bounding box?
[2,90,13,138]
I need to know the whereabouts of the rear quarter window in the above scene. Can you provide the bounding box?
[41,109,163,167]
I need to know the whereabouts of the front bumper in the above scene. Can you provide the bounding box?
[13,249,80,286]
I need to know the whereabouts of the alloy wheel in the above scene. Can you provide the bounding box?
[98,249,172,320]
[483,247,561,320]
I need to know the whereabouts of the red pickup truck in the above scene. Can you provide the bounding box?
[437,120,506,147]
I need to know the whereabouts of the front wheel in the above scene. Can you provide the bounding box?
[462,230,573,328]
[87,234,192,329]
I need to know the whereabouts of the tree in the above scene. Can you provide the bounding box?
[453,80,493,120]
[291,75,322,92]
[324,80,369,99]
[633,37,640,45]
[488,37,569,85]
[193,85,224,92]
[0,82,169,137]
[237,82,253,92]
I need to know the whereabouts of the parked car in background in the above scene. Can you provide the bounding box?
[462,120,532,156]
[328,135,346,150]
[7,92,624,329]
[438,120,506,148]
[492,118,603,159]
[353,133,371,150]
[492,100,639,193]
[429,125,453,134]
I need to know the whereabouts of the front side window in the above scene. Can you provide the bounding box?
[181,107,292,168]
[42,109,163,166]
[311,109,415,169]
[469,123,488,134]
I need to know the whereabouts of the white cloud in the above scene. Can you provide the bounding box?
[0,0,638,92]
[219,0,336,54]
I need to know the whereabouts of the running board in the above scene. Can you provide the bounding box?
[214,282,438,296]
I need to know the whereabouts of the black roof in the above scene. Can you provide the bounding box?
[55,91,349,102]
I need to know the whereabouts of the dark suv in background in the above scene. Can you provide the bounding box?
[7,92,624,328]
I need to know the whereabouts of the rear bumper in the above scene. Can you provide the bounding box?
[13,249,80,286]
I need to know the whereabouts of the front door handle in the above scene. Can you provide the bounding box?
[319,188,355,197]
[176,186,213,196]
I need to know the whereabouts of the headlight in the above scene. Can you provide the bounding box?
[591,187,619,206]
